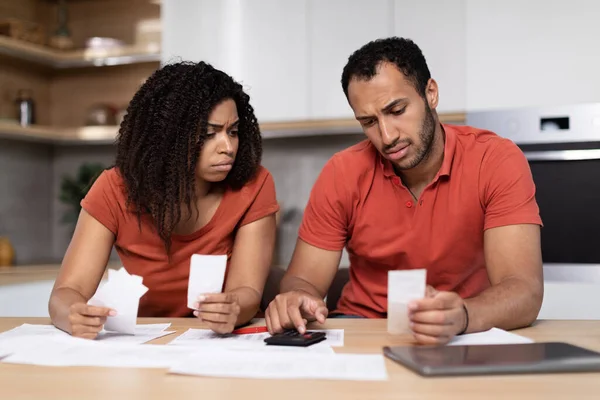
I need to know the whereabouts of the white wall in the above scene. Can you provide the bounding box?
[466,0,600,110]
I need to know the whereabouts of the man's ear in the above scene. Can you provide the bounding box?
[425,78,439,109]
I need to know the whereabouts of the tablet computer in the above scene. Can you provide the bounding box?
[383,342,600,377]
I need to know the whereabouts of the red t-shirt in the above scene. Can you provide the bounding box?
[299,124,542,318]
[81,166,279,317]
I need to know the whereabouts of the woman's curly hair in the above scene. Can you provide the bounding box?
[115,61,262,253]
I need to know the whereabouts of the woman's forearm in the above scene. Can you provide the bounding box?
[49,287,87,334]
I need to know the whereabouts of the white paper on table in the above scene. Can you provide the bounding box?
[447,327,534,346]
[311,329,344,347]
[167,329,335,353]
[2,337,197,368]
[187,254,227,310]
[0,323,173,348]
[170,349,388,381]
[387,269,427,334]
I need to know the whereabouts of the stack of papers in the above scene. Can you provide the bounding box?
[88,267,149,334]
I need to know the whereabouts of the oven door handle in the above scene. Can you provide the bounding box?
[524,149,600,161]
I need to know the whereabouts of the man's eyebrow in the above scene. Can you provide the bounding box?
[381,98,408,113]
[355,98,409,121]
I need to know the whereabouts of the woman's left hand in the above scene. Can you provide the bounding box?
[193,292,241,334]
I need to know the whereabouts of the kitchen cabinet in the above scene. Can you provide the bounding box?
[308,0,395,119]
[394,0,466,113]
[162,0,309,123]
[465,0,600,110]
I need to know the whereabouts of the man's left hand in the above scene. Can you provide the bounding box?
[408,286,467,345]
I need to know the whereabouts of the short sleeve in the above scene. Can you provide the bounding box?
[80,169,121,235]
[481,139,543,230]
[239,168,280,227]
[298,156,349,251]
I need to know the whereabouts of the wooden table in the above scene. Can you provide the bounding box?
[1,318,599,399]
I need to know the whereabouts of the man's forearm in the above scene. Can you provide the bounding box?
[280,275,324,299]
[464,277,543,333]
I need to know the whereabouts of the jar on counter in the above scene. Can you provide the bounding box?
[15,89,36,126]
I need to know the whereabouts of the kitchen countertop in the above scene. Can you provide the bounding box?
[0,262,121,287]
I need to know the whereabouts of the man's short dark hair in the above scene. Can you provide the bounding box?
[341,37,431,99]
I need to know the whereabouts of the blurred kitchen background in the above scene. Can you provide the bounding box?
[1,0,600,317]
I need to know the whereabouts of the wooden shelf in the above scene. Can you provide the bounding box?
[0,36,160,69]
[0,113,466,145]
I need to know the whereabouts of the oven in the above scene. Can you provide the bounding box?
[466,103,600,275]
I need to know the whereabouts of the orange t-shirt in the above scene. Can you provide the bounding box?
[299,124,542,318]
[81,166,279,317]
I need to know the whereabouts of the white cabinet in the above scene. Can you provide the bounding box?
[162,0,309,122]
[0,281,54,317]
[465,0,600,110]
[394,0,466,113]
[236,0,309,122]
[308,0,395,119]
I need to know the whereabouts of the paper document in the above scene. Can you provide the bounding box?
[170,349,387,381]
[167,329,336,353]
[88,267,148,334]
[187,254,227,310]
[0,323,173,349]
[309,329,344,347]
[2,337,196,368]
[448,328,533,346]
[387,269,427,334]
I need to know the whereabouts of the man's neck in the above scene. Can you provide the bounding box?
[396,124,446,191]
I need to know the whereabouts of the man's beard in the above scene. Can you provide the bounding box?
[396,102,436,170]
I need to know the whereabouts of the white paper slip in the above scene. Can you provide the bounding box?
[387,269,427,335]
[167,329,335,353]
[88,267,148,334]
[3,337,196,368]
[448,328,534,346]
[170,350,388,381]
[187,254,227,310]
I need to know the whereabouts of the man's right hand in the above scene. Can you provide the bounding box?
[265,290,329,334]
[68,303,116,339]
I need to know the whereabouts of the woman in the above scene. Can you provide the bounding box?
[49,61,279,338]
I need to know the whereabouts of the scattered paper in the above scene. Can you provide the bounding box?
[308,329,344,347]
[88,267,148,334]
[187,254,227,310]
[167,328,336,353]
[387,269,427,334]
[170,349,387,381]
[2,336,196,368]
[0,323,173,350]
[448,328,534,346]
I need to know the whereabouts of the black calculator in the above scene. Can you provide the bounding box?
[264,330,327,347]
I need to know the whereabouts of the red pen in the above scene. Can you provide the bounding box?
[231,326,269,335]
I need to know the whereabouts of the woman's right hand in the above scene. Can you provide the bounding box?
[68,303,116,339]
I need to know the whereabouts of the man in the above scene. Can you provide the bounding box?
[265,37,543,345]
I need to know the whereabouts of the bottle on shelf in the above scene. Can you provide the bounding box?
[15,89,36,126]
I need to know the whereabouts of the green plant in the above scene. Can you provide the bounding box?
[59,162,106,225]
